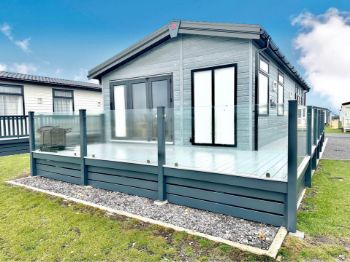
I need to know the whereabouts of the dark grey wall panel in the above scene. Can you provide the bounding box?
[89,180,157,199]
[89,172,157,190]
[37,163,81,178]
[37,169,80,184]
[164,167,288,193]
[88,166,157,181]
[85,158,158,174]
[167,194,284,226]
[34,156,82,185]
[166,176,285,202]
[0,138,29,156]
[166,184,285,214]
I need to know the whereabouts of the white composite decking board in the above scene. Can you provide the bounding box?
[35,138,288,181]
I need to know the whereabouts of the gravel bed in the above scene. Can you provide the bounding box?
[13,176,279,250]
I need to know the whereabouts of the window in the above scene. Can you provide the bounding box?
[110,75,173,142]
[277,71,284,115]
[53,89,74,113]
[192,64,236,146]
[295,86,305,105]
[258,57,269,115]
[0,84,24,115]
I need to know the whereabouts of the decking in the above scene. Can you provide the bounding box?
[36,138,288,181]
[27,102,327,232]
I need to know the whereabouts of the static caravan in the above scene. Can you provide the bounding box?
[0,71,102,156]
[340,102,350,132]
[89,21,309,150]
[29,21,326,232]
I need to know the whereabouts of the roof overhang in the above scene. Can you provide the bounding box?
[88,20,310,91]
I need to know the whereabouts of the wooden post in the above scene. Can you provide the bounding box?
[79,109,88,185]
[28,111,37,176]
[287,100,297,232]
[157,106,166,201]
[305,106,312,187]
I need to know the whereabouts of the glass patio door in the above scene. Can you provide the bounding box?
[192,65,236,146]
[111,75,173,142]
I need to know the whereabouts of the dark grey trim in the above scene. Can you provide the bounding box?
[191,64,237,147]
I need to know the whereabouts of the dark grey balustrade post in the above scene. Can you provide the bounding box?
[28,111,37,176]
[157,106,166,201]
[79,109,88,185]
[287,100,297,232]
[305,106,312,187]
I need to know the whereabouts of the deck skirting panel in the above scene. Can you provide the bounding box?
[34,157,81,185]
[164,168,288,226]
[30,154,299,227]
[86,159,158,199]
[0,138,29,156]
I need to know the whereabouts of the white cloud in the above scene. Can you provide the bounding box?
[15,38,31,52]
[292,8,350,109]
[54,68,62,75]
[12,63,37,74]
[73,68,99,84]
[0,22,31,52]
[0,23,13,40]
[0,63,8,71]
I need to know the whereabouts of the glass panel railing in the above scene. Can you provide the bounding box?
[86,109,158,164]
[165,105,288,181]
[33,113,80,156]
[297,105,308,167]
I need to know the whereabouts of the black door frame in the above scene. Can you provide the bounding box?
[191,64,237,147]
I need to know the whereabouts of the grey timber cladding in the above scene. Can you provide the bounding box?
[254,44,303,148]
[102,35,253,150]
[88,20,309,92]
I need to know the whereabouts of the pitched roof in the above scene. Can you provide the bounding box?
[0,71,101,91]
[88,20,310,91]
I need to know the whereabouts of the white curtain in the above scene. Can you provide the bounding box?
[0,95,23,115]
[54,98,73,113]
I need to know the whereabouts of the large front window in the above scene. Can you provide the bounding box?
[110,75,173,142]
[53,89,74,113]
[258,58,269,115]
[192,64,236,146]
[0,84,24,115]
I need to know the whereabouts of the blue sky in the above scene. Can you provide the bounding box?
[0,0,349,111]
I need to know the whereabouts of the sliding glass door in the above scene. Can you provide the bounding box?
[192,64,236,146]
[111,75,173,142]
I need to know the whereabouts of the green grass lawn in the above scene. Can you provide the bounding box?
[0,155,349,261]
[280,160,350,261]
[325,126,345,134]
[0,154,267,261]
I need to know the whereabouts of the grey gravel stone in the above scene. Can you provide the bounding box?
[13,176,279,250]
